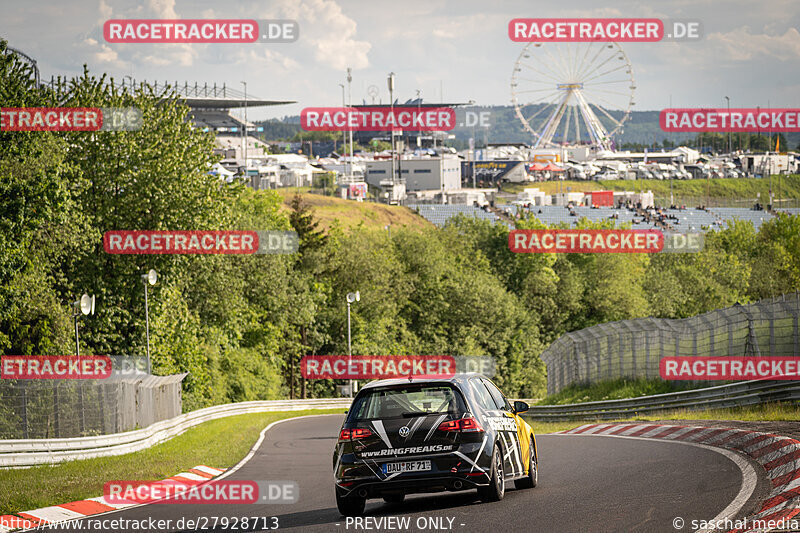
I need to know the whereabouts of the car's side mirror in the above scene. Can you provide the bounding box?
[513,401,529,414]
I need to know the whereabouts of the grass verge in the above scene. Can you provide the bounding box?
[0,408,344,515]
[525,402,800,435]
[535,378,697,406]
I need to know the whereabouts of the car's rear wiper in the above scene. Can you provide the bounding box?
[401,411,440,417]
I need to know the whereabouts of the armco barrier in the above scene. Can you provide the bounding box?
[525,380,800,421]
[0,398,351,468]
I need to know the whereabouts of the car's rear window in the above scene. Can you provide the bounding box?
[348,384,467,421]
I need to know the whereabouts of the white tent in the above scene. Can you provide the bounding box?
[210,162,235,175]
[210,162,236,182]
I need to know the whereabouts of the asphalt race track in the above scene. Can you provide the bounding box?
[40,414,757,533]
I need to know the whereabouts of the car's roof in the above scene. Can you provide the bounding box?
[359,372,487,390]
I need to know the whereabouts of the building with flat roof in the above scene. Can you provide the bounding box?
[364,157,461,192]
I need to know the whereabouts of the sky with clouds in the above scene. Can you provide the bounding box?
[2,0,799,121]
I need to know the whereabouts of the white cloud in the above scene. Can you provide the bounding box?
[296,0,371,69]
[706,26,800,61]
[145,0,178,19]
[73,0,370,72]
[89,41,123,66]
[98,0,112,23]
[3,0,799,112]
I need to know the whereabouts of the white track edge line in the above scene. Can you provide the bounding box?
[17,413,345,532]
[215,413,342,480]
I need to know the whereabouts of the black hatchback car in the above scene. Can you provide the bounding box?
[332,373,538,516]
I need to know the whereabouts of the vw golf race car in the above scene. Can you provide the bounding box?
[332,373,538,516]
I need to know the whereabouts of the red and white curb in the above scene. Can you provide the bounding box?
[0,465,225,532]
[561,424,800,533]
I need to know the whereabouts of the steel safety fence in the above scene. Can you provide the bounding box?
[540,292,800,395]
[0,373,187,439]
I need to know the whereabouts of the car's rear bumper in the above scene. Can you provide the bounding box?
[334,440,493,499]
[335,471,491,499]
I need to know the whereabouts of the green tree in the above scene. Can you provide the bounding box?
[0,40,74,355]
[289,193,328,258]
[748,213,800,299]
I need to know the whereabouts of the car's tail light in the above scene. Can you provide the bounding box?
[437,417,484,433]
[339,428,373,441]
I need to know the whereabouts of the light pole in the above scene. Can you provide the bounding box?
[339,83,348,181]
[757,105,761,148]
[725,96,731,156]
[241,81,248,170]
[346,291,360,397]
[141,269,157,373]
[347,68,354,183]
[388,72,396,184]
[70,293,94,436]
[71,294,95,355]
[467,99,476,189]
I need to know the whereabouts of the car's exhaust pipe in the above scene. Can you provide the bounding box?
[357,488,368,498]
[453,480,463,490]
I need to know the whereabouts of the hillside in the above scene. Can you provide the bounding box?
[275,189,432,231]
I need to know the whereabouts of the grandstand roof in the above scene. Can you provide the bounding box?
[353,100,470,108]
[112,80,295,109]
[181,97,295,109]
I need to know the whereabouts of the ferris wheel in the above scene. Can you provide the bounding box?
[511,41,635,151]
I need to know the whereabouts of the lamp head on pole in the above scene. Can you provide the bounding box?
[142,269,158,286]
[74,294,95,316]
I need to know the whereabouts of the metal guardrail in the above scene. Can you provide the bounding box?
[523,380,800,421]
[0,398,351,468]
[10,381,798,465]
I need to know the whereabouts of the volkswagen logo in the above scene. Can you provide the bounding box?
[398,426,410,437]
